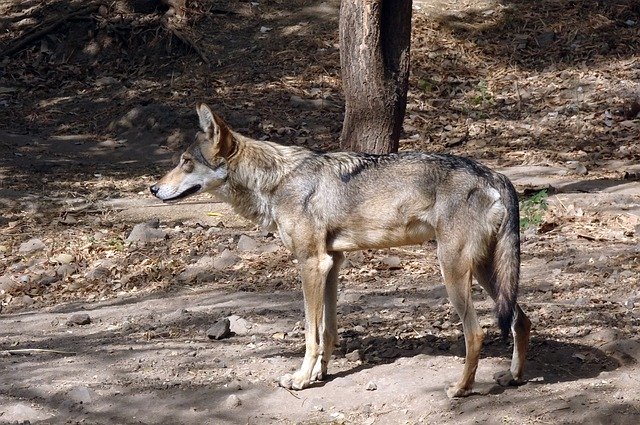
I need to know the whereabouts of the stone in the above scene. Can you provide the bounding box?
[126,222,166,243]
[178,256,215,283]
[228,315,251,335]
[2,402,46,422]
[56,264,76,277]
[365,381,377,391]
[213,249,240,270]
[67,313,91,326]
[346,349,362,362]
[0,275,17,293]
[19,238,46,253]
[237,235,258,252]
[600,339,640,364]
[381,256,401,269]
[51,253,74,264]
[67,386,95,404]
[224,394,242,408]
[207,318,231,340]
[95,76,118,87]
[18,295,35,306]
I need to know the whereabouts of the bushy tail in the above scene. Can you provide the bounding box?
[493,174,521,339]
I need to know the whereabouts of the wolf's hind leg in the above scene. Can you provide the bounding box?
[474,263,530,386]
[494,304,531,386]
[438,245,484,398]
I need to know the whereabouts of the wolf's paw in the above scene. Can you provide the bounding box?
[279,372,310,390]
[445,383,473,398]
[493,370,524,387]
[311,359,327,382]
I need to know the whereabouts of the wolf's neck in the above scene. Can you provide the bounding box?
[226,134,308,229]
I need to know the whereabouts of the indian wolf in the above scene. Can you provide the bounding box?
[150,103,531,397]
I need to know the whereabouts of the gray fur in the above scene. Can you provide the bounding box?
[151,104,532,397]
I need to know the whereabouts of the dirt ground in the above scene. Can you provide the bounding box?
[1,0,639,424]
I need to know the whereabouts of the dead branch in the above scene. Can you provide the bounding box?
[1,3,102,58]
[2,348,77,356]
[163,19,210,65]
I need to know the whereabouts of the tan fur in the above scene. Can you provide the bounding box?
[150,104,531,397]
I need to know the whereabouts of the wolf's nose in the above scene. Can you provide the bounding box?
[149,185,159,196]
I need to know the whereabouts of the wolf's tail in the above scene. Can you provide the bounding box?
[493,174,521,339]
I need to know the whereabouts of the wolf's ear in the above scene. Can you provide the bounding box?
[196,103,235,158]
[197,103,216,134]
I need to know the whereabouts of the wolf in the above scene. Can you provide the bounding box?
[150,103,531,397]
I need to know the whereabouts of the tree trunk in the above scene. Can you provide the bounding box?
[339,0,412,153]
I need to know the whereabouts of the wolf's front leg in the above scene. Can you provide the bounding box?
[279,253,335,390]
[310,252,344,381]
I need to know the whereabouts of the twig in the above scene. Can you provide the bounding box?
[163,20,210,65]
[2,348,77,356]
[1,3,102,57]
[281,386,301,399]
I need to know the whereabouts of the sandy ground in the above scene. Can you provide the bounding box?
[1,0,640,424]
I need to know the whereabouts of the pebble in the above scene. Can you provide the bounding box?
[213,249,240,270]
[19,238,46,253]
[228,315,251,335]
[365,381,377,391]
[237,235,258,252]
[67,313,91,326]
[207,318,231,340]
[56,264,76,277]
[178,256,215,283]
[126,222,166,243]
[224,394,242,408]
[0,275,17,293]
[51,253,74,264]
[67,386,95,404]
[381,256,401,269]
[346,349,362,362]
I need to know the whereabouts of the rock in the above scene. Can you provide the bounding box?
[51,253,74,264]
[95,76,118,87]
[566,161,588,176]
[213,249,240,270]
[19,238,46,253]
[178,256,215,283]
[346,349,362,362]
[224,394,242,408]
[67,313,91,326]
[163,308,190,323]
[381,256,401,269]
[85,266,110,281]
[126,222,166,243]
[2,402,46,422]
[365,381,377,391]
[17,295,35,306]
[257,243,280,254]
[0,275,17,293]
[534,31,556,48]
[207,318,231,340]
[56,264,76,277]
[36,273,59,286]
[67,386,95,404]
[353,325,365,333]
[228,315,252,335]
[237,235,258,252]
[600,339,640,365]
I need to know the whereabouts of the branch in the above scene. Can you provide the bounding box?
[1,3,102,58]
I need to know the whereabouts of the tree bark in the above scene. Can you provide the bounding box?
[339,0,412,153]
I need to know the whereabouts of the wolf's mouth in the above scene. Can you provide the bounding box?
[163,185,202,202]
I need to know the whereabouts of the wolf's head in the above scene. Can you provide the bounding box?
[150,103,234,202]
